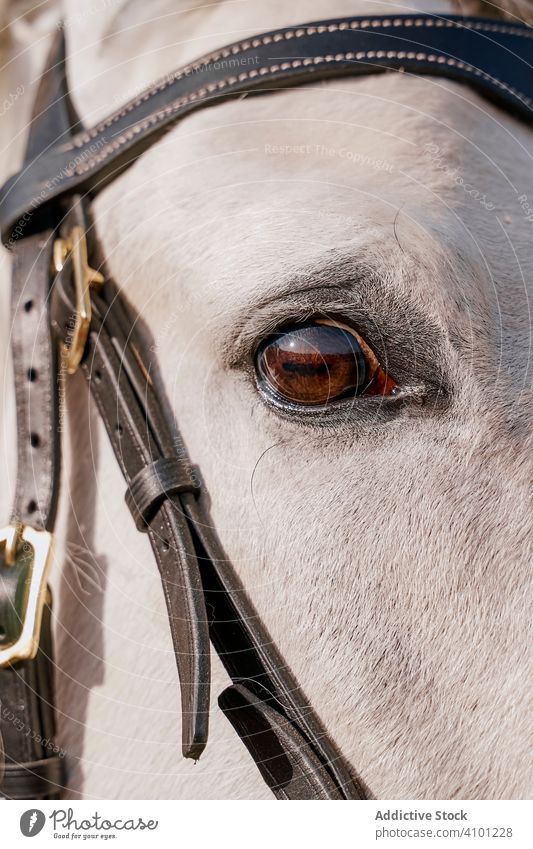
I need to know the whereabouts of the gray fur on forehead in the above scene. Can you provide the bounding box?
[452,0,533,21]
[2,0,533,34]
[104,0,533,28]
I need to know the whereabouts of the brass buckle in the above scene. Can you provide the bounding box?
[53,226,104,375]
[0,525,54,666]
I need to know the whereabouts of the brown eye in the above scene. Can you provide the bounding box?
[256,320,396,406]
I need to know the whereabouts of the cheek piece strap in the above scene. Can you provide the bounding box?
[0,15,531,800]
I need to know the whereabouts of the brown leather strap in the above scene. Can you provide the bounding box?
[10,232,59,532]
[50,215,211,759]
[0,605,66,799]
[0,36,71,801]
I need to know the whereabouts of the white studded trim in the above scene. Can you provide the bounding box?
[64,16,532,150]
[65,51,532,179]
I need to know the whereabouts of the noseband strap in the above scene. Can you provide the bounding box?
[0,13,531,800]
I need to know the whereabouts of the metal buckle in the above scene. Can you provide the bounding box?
[53,226,104,375]
[0,525,54,666]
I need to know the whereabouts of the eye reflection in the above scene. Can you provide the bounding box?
[255,319,396,406]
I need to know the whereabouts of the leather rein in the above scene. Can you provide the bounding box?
[0,14,531,801]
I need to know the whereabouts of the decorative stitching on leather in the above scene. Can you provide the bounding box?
[65,16,532,148]
[67,51,532,178]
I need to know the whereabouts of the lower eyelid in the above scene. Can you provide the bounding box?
[253,381,411,430]
[251,358,445,426]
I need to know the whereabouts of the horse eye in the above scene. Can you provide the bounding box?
[255,320,396,407]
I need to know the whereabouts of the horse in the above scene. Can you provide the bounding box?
[0,0,531,799]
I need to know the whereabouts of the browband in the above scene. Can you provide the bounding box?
[0,13,531,801]
[1,14,532,244]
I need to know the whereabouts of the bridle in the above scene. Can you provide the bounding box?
[0,14,530,801]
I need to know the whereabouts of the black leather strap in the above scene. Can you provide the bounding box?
[219,685,348,800]
[1,758,64,800]
[0,36,72,801]
[9,232,59,532]
[0,254,63,797]
[50,219,211,760]
[7,2,74,536]
[0,605,66,799]
[0,14,532,244]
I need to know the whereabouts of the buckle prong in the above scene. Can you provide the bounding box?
[3,522,23,567]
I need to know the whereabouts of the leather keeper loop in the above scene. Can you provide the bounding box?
[0,756,66,800]
[125,457,200,531]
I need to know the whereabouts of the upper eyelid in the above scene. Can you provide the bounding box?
[222,284,380,369]
[217,250,410,365]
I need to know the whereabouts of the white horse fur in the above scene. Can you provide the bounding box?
[0,0,532,800]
